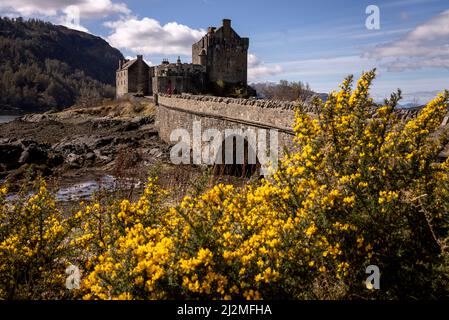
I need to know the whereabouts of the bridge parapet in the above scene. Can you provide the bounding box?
[157,94,302,134]
[155,94,449,168]
[158,93,316,111]
[157,93,427,119]
[155,94,442,143]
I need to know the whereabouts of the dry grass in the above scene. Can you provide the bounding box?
[62,97,156,120]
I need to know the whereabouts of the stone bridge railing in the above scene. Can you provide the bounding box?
[156,94,298,145]
[154,94,449,163]
[155,94,429,135]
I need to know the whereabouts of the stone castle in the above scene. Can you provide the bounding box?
[116,19,249,98]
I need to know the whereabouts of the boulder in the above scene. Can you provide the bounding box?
[19,144,49,165]
[66,153,83,168]
[0,144,23,170]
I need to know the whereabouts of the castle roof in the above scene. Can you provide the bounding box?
[120,59,137,70]
[119,56,150,71]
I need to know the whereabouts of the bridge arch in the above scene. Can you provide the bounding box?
[212,133,261,178]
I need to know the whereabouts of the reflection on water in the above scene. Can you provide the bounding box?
[6,175,142,203]
[0,115,20,124]
[56,175,117,202]
[56,175,142,202]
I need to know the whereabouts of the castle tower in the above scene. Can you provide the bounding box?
[192,19,249,86]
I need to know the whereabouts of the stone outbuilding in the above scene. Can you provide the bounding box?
[116,55,150,98]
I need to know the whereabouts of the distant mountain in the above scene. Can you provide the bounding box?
[0,17,124,114]
[397,102,424,109]
[400,91,441,107]
[373,90,445,109]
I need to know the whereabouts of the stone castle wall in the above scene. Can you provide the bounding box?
[116,69,128,98]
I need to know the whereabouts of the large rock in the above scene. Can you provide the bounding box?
[19,143,49,165]
[0,144,23,170]
[53,138,91,156]
[66,153,83,168]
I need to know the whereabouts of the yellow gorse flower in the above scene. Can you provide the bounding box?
[2,71,449,300]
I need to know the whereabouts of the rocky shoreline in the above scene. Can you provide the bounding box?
[0,100,174,193]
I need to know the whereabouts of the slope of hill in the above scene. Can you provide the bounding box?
[0,17,124,114]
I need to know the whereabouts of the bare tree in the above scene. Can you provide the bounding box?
[259,80,314,102]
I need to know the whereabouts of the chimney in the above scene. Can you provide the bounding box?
[222,19,231,28]
[207,27,216,34]
[137,55,144,61]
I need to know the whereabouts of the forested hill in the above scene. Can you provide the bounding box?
[0,17,124,114]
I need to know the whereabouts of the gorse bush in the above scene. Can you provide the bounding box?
[0,180,78,299]
[1,70,448,299]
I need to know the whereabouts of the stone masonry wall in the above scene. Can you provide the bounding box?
[155,94,431,153]
[157,94,299,130]
[155,94,300,159]
[155,94,449,164]
[157,94,424,126]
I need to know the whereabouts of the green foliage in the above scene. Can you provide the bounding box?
[0,17,123,113]
[1,71,449,300]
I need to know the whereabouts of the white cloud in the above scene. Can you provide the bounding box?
[60,20,89,32]
[248,53,283,81]
[53,5,88,32]
[104,17,205,56]
[73,0,130,18]
[365,9,449,71]
[280,55,377,77]
[382,0,441,9]
[0,0,131,33]
[0,0,130,18]
[125,55,153,66]
[0,0,68,16]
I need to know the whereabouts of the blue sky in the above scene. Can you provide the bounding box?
[1,0,449,103]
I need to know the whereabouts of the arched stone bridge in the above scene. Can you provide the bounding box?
[155,94,449,174]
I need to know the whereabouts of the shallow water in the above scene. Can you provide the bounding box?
[56,175,143,202]
[56,175,118,202]
[0,115,20,124]
[5,175,142,203]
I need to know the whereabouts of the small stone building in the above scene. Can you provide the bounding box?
[116,55,150,98]
[116,19,249,98]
